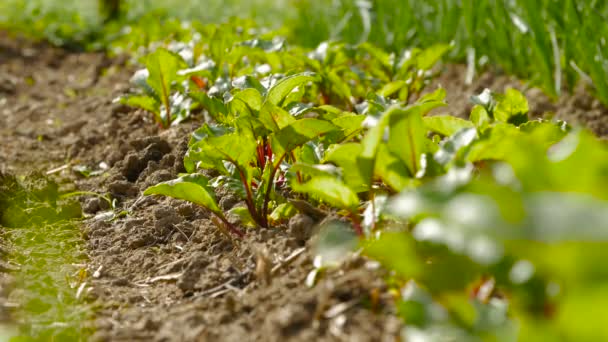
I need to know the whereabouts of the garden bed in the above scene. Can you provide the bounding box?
[1,31,607,341]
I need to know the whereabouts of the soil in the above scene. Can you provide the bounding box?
[1,32,607,341]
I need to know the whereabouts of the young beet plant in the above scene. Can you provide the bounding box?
[118,48,191,128]
[145,72,340,237]
[290,88,448,235]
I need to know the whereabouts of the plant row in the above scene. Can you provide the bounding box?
[118,22,608,340]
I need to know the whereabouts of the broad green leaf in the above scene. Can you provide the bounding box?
[313,220,358,267]
[328,114,365,143]
[235,116,267,139]
[289,163,338,179]
[419,87,447,103]
[190,91,230,123]
[228,206,257,227]
[466,124,521,162]
[470,105,490,129]
[185,133,257,173]
[130,69,158,100]
[326,70,352,100]
[415,44,452,70]
[363,232,421,277]
[358,106,395,186]
[259,101,296,132]
[423,116,474,136]
[266,72,315,106]
[387,106,432,176]
[229,88,263,115]
[378,80,407,98]
[144,174,220,214]
[359,42,393,72]
[292,176,359,211]
[232,75,267,95]
[144,48,188,124]
[120,95,159,115]
[494,88,529,124]
[375,144,416,191]
[269,202,298,223]
[434,128,478,166]
[323,143,369,192]
[189,123,231,146]
[316,104,346,119]
[271,118,338,158]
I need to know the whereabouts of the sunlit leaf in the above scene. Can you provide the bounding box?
[423,115,475,136]
[494,88,529,124]
[292,176,359,211]
[144,174,220,214]
[271,118,338,158]
[266,72,315,106]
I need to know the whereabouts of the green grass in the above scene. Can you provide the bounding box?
[289,0,608,104]
[0,174,91,340]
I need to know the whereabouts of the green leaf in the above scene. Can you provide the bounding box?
[419,87,447,103]
[130,69,158,100]
[494,88,529,124]
[434,128,478,166]
[228,206,257,227]
[189,123,231,146]
[185,133,257,173]
[190,91,230,123]
[259,101,295,132]
[292,176,359,211]
[316,104,346,120]
[466,124,522,162]
[143,48,188,125]
[323,143,369,192]
[375,144,416,191]
[470,105,491,129]
[235,116,267,139]
[358,107,395,184]
[326,69,353,101]
[269,202,298,223]
[313,220,358,267]
[266,72,315,106]
[415,44,452,70]
[363,232,421,277]
[290,163,338,179]
[232,75,267,95]
[120,95,159,115]
[378,80,407,98]
[423,116,474,136]
[229,88,264,115]
[144,174,220,214]
[329,114,365,142]
[387,106,431,176]
[271,118,338,158]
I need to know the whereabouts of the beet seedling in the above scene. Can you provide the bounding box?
[119,48,190,128]
[145,72,340,235]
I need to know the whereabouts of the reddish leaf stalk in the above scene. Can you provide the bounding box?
[261,154,286,228]
[236,166,263,227]
[213,212,245,238]
[349,211,363,236]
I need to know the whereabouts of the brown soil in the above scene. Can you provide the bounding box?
[1,33,607,342]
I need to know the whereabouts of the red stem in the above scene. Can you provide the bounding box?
[349,212,363,237]
[261,154,286,228]
[214,212,245,238]
[236,166,263,227]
